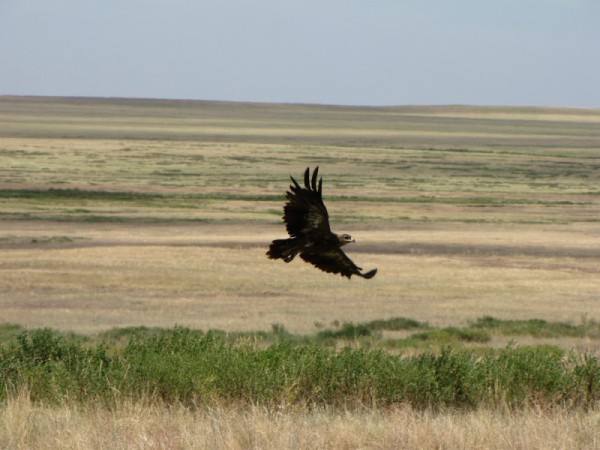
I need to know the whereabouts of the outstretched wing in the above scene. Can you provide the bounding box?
[300,248,378,279]
[283,167,331,238]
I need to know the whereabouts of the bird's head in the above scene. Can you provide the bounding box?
[338,233,355,247]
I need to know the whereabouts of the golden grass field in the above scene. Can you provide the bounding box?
[1,96,600,448]
[3,391,600,449]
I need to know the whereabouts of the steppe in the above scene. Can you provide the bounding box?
[1,96,599,448]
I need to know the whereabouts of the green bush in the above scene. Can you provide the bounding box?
[411,327,491,343]
[472,316,600,338]
[366,317,428,331]
[1,327,599,410]
[316,322,372,341]
[0,329,114,403]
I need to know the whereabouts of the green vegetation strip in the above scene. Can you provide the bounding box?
[1,321,599,410]
[0,188,586,206]
[0,188,280,202]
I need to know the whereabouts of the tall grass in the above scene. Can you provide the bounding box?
[1,327,598,411]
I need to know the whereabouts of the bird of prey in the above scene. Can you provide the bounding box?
[267,167,377,279]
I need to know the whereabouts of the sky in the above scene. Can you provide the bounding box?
[1,0,599,108]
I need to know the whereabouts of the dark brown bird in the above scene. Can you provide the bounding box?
[267,167,377,279]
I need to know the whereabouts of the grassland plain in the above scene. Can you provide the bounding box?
[1,96,600,448]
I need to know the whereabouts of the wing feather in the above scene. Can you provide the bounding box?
[311,166,319,191]
[300,248,377,279]
[283,167,331,237]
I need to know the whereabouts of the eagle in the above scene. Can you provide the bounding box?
[267,167,377,279]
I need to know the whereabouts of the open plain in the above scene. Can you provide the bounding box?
[1,96,600,448]
[1,96,599,340]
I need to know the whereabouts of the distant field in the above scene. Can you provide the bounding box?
[0,97,600,346]
[1,96,598,342]
[1,96,600,448]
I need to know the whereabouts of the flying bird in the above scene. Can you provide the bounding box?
[267,167,377,279]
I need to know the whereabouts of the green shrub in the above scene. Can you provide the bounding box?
[472,316,600,338]
[0,329,114,403]
[316,322,372,340]
[366,317,428,331]
[1,327,599,410]
[411,327,491,343]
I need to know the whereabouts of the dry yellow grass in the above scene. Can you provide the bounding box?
[0,136,599,348]
[1,219,599,354]
[0,98,598,342]
[1,391,599,449]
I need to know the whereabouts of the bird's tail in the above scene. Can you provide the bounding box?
[267,239,298,262]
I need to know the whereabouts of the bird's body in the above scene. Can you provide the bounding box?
[267,167,377,279]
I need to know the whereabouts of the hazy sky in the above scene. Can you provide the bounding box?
[2,1,599,107]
